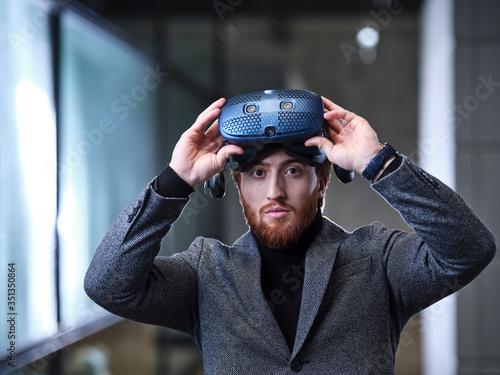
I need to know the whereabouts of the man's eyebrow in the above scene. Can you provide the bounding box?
[252,161,270,167]
[281,159,306,167]
[252,159,306,168]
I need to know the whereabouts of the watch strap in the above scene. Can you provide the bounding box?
[361,143,397,181]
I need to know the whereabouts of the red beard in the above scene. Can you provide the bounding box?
[240,188,319,250]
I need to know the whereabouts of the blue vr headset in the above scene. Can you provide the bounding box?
[204,89,354,199]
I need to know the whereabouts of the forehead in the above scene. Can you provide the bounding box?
[252,146,302,166]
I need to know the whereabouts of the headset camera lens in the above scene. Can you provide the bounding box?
[246,104,257,113]
[282,101,293,110]
[265,126,276,137]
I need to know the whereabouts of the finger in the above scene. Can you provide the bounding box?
[304,136,335,156]
[204,135,224,154]
[322,96,345,112]
[190,98,226,132]
[204,119,221,139]
[324,108,358,123]
[201,97,226,117]
[322,97,359,124]
[323,115,345,134]
[323,111,352,136]
[215,144,244,167]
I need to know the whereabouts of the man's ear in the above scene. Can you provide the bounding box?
[231,170,243,204]
[317,176,328,198]
[231,170,241,186]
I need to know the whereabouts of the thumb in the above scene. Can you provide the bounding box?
[305,136,335,156]
[215,144,244,169]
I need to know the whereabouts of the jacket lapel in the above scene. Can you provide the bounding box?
[231,232,291,358]
[230,219,347,359]
[292,218,346,357]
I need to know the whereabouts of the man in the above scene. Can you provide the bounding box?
[85,95,496,374]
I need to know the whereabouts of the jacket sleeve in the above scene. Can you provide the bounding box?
[84,181,201,335]
[371,156,497,317]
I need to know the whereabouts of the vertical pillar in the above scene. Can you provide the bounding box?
[418,0,457,374]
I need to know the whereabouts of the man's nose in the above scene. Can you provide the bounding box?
[266,173,286,201]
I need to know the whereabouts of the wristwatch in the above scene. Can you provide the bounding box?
[361,143,397,182]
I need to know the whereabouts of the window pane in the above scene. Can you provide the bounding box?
[0,0,58,350]
[58,10,162,326]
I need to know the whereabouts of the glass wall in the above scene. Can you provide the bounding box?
[0,0,164,371]
[57,8,162,329]
[0,0,59,354]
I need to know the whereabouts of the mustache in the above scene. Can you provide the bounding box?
[259,202,296,216]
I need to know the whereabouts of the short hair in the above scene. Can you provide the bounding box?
[315,159,332,210]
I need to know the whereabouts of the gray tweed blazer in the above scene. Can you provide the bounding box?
[85,157,496,374]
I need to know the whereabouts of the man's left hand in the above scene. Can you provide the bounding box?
[305,97,384,175]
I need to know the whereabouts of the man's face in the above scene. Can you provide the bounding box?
[236,146,327,250]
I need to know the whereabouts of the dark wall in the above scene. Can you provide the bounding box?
[454,0,500,373]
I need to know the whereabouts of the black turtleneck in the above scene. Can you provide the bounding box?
[253,210,323,351]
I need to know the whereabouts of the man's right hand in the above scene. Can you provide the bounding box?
[169,98,244,188]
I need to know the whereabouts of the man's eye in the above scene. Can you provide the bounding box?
[287,168,300,175]
[252,170,264,177]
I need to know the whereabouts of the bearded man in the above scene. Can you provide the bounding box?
[85,94,496,374]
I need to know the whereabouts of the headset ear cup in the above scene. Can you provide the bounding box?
[334,164,355,183]
[204,172,226,199]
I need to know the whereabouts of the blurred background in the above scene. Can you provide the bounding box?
[0,0,498,374]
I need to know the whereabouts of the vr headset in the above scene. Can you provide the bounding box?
[205,89,354,199]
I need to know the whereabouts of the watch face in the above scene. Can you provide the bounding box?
[219,89,324,143]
